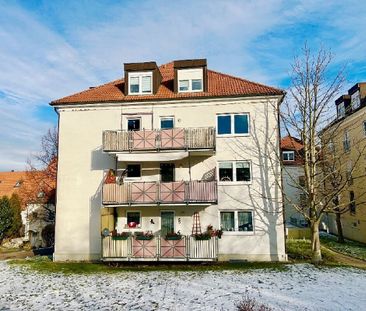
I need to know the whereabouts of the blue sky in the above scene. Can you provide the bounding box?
[1,0,365,171]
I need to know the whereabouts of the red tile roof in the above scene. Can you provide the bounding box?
[51,62,284,105]
[280,135,304,151]
[0,171,26,197]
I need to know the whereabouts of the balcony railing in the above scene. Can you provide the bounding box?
[103,180,217,205]
[103,127,215,152]
[102,235,218,261]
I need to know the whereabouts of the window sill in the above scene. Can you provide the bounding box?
[216,134,250,138]
[222,231,255,236]
[178,89,203,93]
[218,181,252,186]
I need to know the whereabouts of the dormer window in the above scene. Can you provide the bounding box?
[177,68,203,92]
[351,90,361,110]
[337,102,345,118]
[128,72,152,95]
[282,151,295,161]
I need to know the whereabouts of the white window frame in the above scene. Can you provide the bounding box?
[351,91,361,110]
[178,78,203,93]
[282,151,295,161]
[128,71,153,95]
[219,210,254,235]
[217,160,252,185]
[124,163,142,181]
[216,113,250,137]
[126,117,142,131]
[126,210,142,229]
[160,116,175,129]
[337,102,345,118]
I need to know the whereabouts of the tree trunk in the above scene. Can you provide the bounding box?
[335,212,345,243]
[311,221,322,264]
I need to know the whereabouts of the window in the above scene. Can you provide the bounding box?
[343,130,351,152]
[299,193,307,208]
[349,191,356,214]
[299,176,305,187]
[347,161,353,186]
[217,113,249,135]
[161,211,175,236]
[160,117,174,129]
[337,102,345,118]
[282,151,295,161]
[351,91,361,110]
[126,164,141,178]
[177,68,203,92]
[328,140,335,153]
[160,163,175,182]
[220,210,253,232]
[219,161,251,182]
[127,211,141,227]
[128,72,152,95]
[127,118,141,131]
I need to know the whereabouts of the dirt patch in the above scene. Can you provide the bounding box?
[0,250,34,261]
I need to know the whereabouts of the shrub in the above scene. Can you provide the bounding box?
[41,224,55,247]
[236,296,272,311]
[0,194,22,241]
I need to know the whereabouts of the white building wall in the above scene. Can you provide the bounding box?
[54,97,286,261]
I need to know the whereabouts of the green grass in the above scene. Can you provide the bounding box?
[9,256,287,275]
[286,239,338,264]
[320,234,366,261]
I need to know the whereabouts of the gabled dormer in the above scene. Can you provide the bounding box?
[173,59,208,93]
[348,82,366,111]
[335,95,351,119]
[124,61,162,95]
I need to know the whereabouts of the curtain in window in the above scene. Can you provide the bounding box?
[141,76,151,93]
[238,211,253,231]
[220,212,234,231]
[161,212,174,236]
[219,162,233,181]
[236,161,250,181]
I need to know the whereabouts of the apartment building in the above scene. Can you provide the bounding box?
[322,82,366,243]
[51,59,286,261]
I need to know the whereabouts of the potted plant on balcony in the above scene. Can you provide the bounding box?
[164,231,182,240]
[206,225,223,239]
[111,230,131,240]
[105,169,116,184]
[135,231,154,240]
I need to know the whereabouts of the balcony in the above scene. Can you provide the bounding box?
[102,235,218,261]
[102,180,217,205]
[103,127,215,152]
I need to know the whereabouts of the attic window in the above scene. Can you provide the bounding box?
[177,68,203,92]
[128,72,152,95]
[283,151,295,161]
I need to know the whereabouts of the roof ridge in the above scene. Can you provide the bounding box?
[208,69,284,93]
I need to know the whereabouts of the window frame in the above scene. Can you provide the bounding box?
[160,116,175,129]
[125,164,142,180]
[160,210,176,235]
[127,117,141,131]
[217,160,252,185]
[128,72,153,95]
[216,113,250,137]
[178,78,203,92]
[126,210,142,228]
[219,210,254,235]
[282,151,295,161]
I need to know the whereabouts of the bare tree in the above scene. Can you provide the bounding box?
[281,44,345,263]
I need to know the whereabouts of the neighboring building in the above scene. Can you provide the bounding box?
[0,170,55,247]
[321,82,366,243]
[51,59,286,262]
[280,136,307,227]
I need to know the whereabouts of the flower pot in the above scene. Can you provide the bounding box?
[165,236,182,240]
[135,236,154,240]
[112,236,129,240]
[194,236,211,240]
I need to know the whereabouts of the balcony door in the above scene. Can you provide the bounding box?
[160,163,175,182]
[161,211,175,236]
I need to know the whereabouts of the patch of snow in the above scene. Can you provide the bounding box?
[0,262,365,310]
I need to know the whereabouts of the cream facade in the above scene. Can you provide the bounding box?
[52,60,286,262]
[322,83,366,243]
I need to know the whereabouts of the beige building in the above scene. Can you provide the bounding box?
[322,82,366,243]
[280,136,306,227]
[51,59,286,262]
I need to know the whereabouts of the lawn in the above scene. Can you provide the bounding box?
[320,232,366,261]
[9,256,287,275]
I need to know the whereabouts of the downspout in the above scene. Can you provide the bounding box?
[53,106,60,259]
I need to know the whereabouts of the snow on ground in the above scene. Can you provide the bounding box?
[0,262,365,311]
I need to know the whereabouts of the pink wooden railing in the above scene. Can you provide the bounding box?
[102,180,217,205]
[103,127,215,152]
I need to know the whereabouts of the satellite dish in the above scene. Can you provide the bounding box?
[102,228,110,237]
